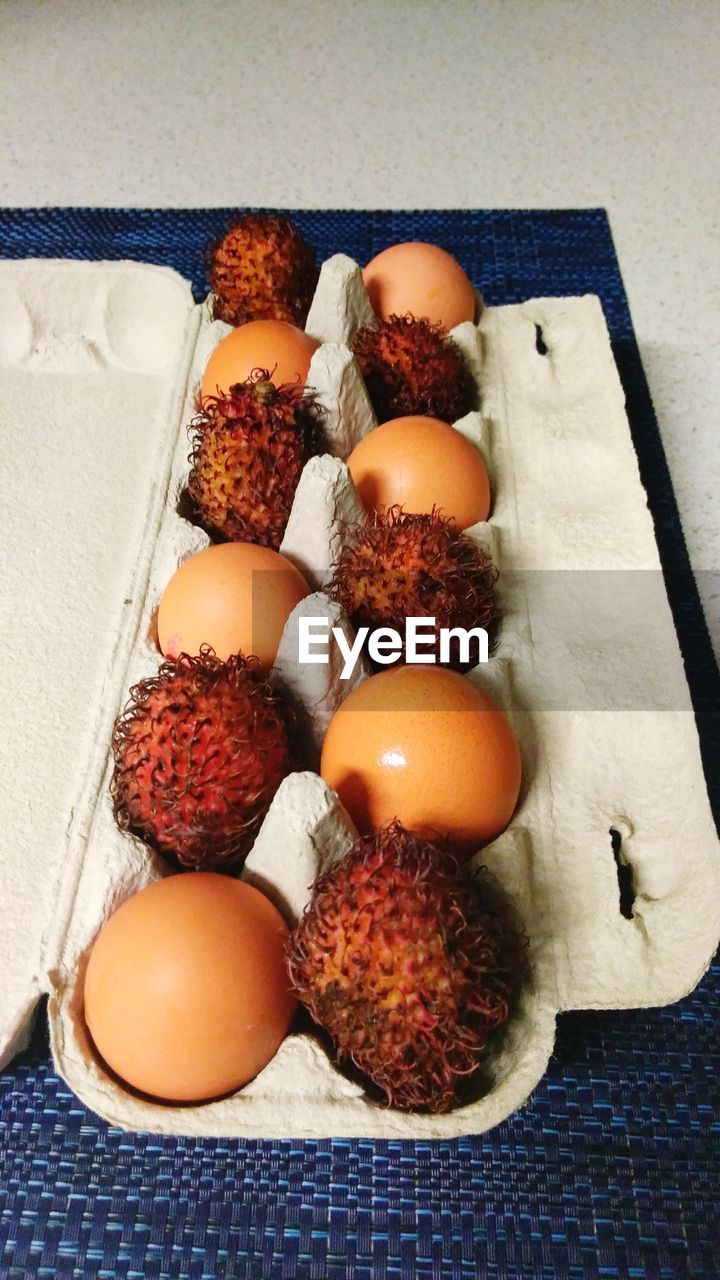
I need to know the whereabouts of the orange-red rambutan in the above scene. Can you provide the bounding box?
[329,507,499,668]
[187,373,325,550]
[287,821,523,1113]
[207,213,318,327]
[111,651,295,870]
[352,314,477,423]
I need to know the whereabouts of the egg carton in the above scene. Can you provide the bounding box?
[1,253,718,1140]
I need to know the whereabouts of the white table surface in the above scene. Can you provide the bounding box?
[1,0,718,659]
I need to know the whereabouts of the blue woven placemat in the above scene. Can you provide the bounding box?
[0,208,718,1280]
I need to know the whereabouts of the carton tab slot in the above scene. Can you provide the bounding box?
[610,825,636,920]
[534,323,548,356]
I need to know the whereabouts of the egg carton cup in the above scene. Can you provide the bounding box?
[0,255,718,1139]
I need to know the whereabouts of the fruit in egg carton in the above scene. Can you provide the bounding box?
[190,252,492,574]
[186,376,326,550]
[328,506,500,669]
[287,821,525,1115]
[110,651,298,871]
[207,212,319,328]
[1,238,718,1138]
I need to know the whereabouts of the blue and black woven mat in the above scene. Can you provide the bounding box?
[1,209,718,1280]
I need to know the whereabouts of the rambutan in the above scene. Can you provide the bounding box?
[352,314,477,423]
[187,372,325,550]
[329,507,499,668]
[287,821,523,1113]
[207,213,318,327]
[111,650,296,870]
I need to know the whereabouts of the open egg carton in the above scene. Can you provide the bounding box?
[1,250,718,1139]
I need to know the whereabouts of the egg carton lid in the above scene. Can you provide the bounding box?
[0,256,718,1139]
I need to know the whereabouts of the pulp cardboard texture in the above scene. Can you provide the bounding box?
[0,254,718,1139]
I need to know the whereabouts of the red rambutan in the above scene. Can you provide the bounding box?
[111,650,296,870]
[329,507,499,668]
[207,213,318,327]
[352,314,477,423]
[187,373,325,550]
[287,821,523,1113]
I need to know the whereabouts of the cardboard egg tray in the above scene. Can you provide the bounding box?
[1,253,718,1139]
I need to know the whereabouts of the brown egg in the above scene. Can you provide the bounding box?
[320,666,521,857]
[347,416,491,528]
[362,242,477,330]
[157,542,310,669]
[201,320,319,399]
[84,873,296,1102]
